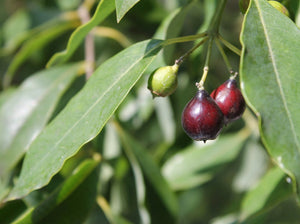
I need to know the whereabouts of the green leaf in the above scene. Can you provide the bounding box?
[0,200,27,224]
[3,21,76,87]
[47,0,115,67]
[0,63,81,179]
[7,39,162,200]
[3,9,31,48]
[115,0,140,23]
[118,128,150,224]
[240,0,300,200]
[116,123,178,219]
[12,157,100,224]
[162,130,249,190]
[240,167,293,222]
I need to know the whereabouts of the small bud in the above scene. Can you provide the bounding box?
[268,1,290,17]
[147,64,179,97]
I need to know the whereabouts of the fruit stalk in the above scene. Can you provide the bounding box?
[208,0,227,34]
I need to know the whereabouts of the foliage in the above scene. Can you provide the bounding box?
[0,0,300,223]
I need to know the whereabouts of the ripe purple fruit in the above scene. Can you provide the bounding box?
[182,89,224,142]
[211,78,245,124]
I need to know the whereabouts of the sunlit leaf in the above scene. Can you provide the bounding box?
[0,63,81,179]
[7,39,162,200]
[240,0,300,200]
[47,0,115,67]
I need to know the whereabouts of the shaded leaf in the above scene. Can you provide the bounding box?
[8,39,162,200]
[118,128,150,224]
[0,63,81,178]
[162,130,249,190]
[12,157,100,224]
[115,0,140,23]
[47,0,115,67]
[0,200,27,224]
[116,123,178,219]
[240,167,293,222]
[3,21,76,87]
[240,0,300,200]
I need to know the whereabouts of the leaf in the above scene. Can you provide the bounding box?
[0,200,27,224]
[118,128,150,224]
[115,0,140,23]
[47,0,115,67]
[115,123,178,219]
[0,63,81,179]
[3,9,31,48]
[162,130,249,190]
[240,0,300,200]
[7,39,163,200]
[240,167,293,222]
[3,21,76,87]
[12,157,100,224]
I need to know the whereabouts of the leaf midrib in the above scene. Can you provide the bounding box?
[255,0,300,150]
[15,41,161,193]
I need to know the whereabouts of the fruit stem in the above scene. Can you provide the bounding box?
[218,35,241,56]
[196,37,213,90]
[163,32,208,46]
[175,37,209,65]
[207,0,227,34]
[215,37,233,73]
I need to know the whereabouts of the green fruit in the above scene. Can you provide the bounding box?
[239,0,250,14]
[268,1,290,17]
[148,64,179,97]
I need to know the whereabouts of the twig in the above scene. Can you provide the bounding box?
[78,5,95,80]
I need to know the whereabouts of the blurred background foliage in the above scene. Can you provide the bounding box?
[0,0,300,223]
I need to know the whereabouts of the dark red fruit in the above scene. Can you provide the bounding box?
[211,78,245,124]
[182,89,224,142]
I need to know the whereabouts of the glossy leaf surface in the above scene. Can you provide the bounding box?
[0,64,81,178]
[8,39,162,200]
[240,0,300,199]
[47,0,115,67]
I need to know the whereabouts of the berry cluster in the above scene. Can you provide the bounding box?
[181,77,245,142]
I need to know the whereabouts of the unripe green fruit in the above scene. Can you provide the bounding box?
[268,1,290,17]
[148,64,179,97]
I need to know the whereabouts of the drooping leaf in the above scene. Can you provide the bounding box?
[116,123,178,219]
[115,0,140,23]
[240,0,300,200]
[3,21,77,87]
[118,127,150,224]
[0,63,81,179]
[12,157,100,224]
[240,167,293,222]
[7,39,162,200]
[47,0,115,67]
[162,130,249,190]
